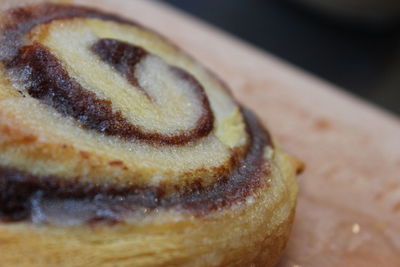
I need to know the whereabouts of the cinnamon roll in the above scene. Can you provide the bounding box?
[0,1,301,266]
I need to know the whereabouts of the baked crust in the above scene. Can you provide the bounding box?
[0,1,300,266]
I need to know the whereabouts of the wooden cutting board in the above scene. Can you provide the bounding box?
[72,0,400,266]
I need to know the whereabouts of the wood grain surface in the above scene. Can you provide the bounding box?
[71,0,400,266]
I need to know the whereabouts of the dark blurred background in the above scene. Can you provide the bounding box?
[161,0,400,115]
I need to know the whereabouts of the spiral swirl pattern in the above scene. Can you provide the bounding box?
[0,3,272,224]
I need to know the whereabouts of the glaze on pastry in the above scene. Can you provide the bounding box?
[0,1,300,266]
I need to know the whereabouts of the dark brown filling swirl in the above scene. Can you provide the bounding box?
[0,4,273,224]
[8,40,213,145]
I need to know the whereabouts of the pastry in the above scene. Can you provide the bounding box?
[0,0,301,266]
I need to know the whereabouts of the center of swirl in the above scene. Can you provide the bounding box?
[8,36,213,145]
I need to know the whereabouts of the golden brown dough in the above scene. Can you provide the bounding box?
[0,0,300,266]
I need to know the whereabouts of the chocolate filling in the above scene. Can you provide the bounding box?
[91,39,147,89]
